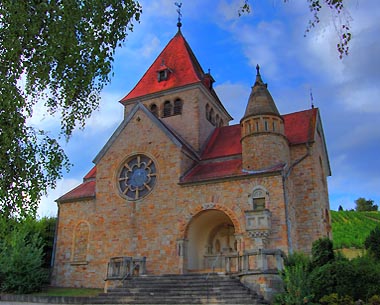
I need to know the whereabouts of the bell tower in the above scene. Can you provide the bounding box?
[240,65,290,171]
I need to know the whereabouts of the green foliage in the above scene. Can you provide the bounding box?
[331,211,380,249]
[350,256,380,299]
[309,251,380,302]
[309,257,358,301]
[319,293,354,305]
[311,237,335,268]
[356,198,378,212]
[0,216,56,293]
[0,223,48,293]
[275,236,380,304]
[274,253,313,305]
[369,295,380,305]
[364,226,380,260]
[0,0,142,219]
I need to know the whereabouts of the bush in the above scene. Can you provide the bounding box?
[350,256,380,300]
[364,226,380,261]
[274,252,313,305]
[311,237,335,269]
[309,256,358,301]
[0,225,48,293]
[369,295,380,305]
[319,293,354,305]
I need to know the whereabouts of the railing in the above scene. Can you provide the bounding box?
[205,253,221,303]
[104,256,146,292]
[225,249,285,274]
[205,252,221,281]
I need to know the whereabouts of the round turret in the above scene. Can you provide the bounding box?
[240,65,290,171]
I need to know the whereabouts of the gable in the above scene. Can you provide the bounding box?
[93,103,198,165]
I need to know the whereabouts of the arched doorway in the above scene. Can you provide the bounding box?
[186,209,237,272]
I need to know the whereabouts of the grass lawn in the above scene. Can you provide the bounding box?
[32,287,102,297]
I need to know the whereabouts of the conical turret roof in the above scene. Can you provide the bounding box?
[242,65,280,119]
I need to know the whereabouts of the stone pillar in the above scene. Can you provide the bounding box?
[177,239,188,274]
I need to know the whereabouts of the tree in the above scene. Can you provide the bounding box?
[0,1,141,219]
[0,218,48,293]
[239,0,351,59]
[364,226,380,260]
[355,197,378,212]
[338,205,344,211]
[311,237,335,269]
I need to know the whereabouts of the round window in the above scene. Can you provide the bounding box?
[118,154,157,200]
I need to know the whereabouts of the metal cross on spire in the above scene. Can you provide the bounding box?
[310,88,315,109]
[175,2,183,29]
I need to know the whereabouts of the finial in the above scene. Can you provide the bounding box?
[310,88,315,108]
[254,64,264,87]
[256,64,261,76]
[175,2,183,29]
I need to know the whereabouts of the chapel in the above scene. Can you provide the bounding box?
[51,25,331,297]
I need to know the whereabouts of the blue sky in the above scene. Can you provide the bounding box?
[32,0,380,216]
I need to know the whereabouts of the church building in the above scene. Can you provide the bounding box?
[52,25,331,297]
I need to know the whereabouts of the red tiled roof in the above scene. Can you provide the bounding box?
[121,31,205,102]
[83,166,96,180]
[201,125,242,159]
[181,108,318,183]
[57,109,319,198]
[283,108,317,145]
[57,180,95,203]
[181,159,245,183]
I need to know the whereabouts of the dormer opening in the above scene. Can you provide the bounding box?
[158,69,169,82]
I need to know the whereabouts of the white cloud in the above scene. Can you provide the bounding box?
[215,81,249,123]
[37,178,82,218]
[84,92,124,133]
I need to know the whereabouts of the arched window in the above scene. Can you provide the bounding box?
[150,103,158,117]
[251,187,268,211]
[72,221,90,263]
[206,104,210,120]
[210,108,215,125]
[163,101,172,117]
[215,114,220,127]
[173,99,183,115]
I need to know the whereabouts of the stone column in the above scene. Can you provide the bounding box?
[177,239,188,274]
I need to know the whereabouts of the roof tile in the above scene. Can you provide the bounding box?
[57,180,95,203]
[121,31,205,102]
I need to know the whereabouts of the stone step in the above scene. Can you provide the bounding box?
[101,274,269,305]
[112,282,245,290]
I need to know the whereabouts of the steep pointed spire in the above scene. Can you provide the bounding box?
[120,31,205,103]
[242,65,280,119]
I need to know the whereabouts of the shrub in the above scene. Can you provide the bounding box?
[311,237,334,269]
[0,226,48,293]
[309,256,357,301]
[350,256,380,300]
[274,252,313,305]
[319,293,354,305]
[369,295,380,305]
[364,226,380,261]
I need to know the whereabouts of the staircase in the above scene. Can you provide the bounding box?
[100,273,269,304]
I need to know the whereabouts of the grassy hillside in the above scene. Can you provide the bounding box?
[331,210,380,249]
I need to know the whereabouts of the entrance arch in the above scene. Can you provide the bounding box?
[185,209,238,272]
